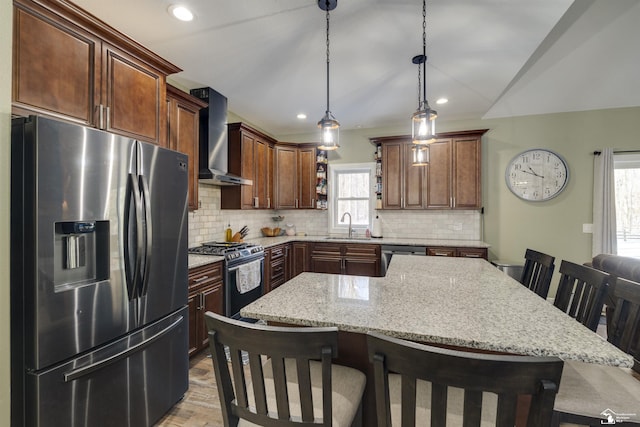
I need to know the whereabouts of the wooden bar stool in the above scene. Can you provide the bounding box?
[204,311,366,427]
[553,276,640,426]
[366,331,564,427]
[553,260,609,332]
[520,248,556,299]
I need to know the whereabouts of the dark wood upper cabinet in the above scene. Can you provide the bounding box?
[166,84,207,211]
[375,137,425,209]
[12,4,100,125]
[426,131,486,209]
[372,130,487,210]
[274,144,317,209]
[274,145,297,209]
[452,135,483,209]
[424,139,452,208]
[298,146,317,209]
[381,141,403,209]
[12,0,181,146]
[222,123,277,210]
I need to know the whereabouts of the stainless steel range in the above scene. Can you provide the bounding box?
[189,242,264,319]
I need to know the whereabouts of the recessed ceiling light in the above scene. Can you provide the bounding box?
[168,5,194,22]
[296,113,307,119]
[436,98,448,105]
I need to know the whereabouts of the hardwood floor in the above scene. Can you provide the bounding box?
[156,351,225,426]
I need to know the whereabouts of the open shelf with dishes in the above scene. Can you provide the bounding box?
[316,149,328,209]
[374,144,382,209]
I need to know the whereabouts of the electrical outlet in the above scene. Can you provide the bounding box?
[582,223,593,233]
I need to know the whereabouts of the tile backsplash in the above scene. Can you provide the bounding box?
[188,184,482,247]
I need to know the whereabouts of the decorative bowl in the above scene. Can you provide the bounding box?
[261,227,281,237]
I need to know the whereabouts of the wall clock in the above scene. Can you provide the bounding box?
[505,149,569,201]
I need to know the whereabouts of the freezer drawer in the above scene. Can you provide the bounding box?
[24,307,188,427]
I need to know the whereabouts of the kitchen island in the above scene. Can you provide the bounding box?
[241,255,633,425]
[242,255,632,367]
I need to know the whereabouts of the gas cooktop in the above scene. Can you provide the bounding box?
[188,241,263,260]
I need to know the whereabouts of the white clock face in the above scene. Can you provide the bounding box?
[505,149,569,201]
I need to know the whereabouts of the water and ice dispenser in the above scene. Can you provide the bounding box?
[53,220,109,290]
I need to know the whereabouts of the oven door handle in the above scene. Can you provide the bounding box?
[226,257,264,273]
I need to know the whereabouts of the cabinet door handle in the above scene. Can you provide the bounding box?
[200,293,205,309]
[267,197,271,208]
[254,197,259,208]
[193,275,209,283]
[295,199,298,208]
[98,104,105,129]
[106,106,110,130]
[434,252,449,256]
[465,254,481,258]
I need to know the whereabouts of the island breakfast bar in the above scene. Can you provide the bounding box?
[241,255,634,424]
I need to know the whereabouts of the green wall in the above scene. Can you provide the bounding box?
[278,107,640,271]
[1,0,12,423]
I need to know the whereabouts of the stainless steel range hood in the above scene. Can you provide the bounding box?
[190,87,252,186]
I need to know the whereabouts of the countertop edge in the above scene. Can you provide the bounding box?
[245,235,490,249]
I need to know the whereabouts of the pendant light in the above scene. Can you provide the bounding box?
[411,0,437,151]
[412,145,429,166]
[317,0,339,151]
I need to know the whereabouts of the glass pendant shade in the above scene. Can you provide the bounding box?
[411,106,437,145]
[318,114,339,150]
[317,0,339,152]
[412,145,429,166]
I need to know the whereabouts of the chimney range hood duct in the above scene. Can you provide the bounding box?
[190,87,252,186]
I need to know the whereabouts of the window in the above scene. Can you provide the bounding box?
[328,163,375,235]
[614,153,640,258]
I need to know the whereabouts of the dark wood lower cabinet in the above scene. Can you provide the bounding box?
[290,242,309,279]
[311,243,381,277]
[265,244,288,293]
[188,261,223,357]
[427,246,488,260]
[264,242,311,293]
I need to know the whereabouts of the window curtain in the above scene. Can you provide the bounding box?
[592,148,617,256]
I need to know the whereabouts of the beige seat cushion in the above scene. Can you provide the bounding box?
[387,373,498,425]
[554,360,640,423]
[238,358,365,426]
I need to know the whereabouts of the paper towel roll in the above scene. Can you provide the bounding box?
[372,214,382,238]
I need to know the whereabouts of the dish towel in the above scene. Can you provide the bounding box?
[236,259,262,294]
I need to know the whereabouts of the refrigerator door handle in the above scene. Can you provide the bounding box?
[63,315,184,382]
[139,174,153,297]
[124,173,144,300]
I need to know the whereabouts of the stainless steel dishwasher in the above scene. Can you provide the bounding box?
[380,245,427,276]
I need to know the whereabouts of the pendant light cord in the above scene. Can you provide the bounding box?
[422,0,427,110]
[417,58,422,110]
[325,1,331,115]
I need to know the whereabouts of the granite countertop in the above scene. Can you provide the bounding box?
[247,235,490,249]
[188,254,224,269]
[241,255,634,368]
[188,236,490,269]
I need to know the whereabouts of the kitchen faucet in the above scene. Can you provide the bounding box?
[340,212,353,238]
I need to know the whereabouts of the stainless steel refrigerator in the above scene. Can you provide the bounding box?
[11,116,189,427]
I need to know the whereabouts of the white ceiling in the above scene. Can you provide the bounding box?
[72,0,640,137]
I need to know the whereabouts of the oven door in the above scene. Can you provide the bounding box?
[225,254,265,319]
